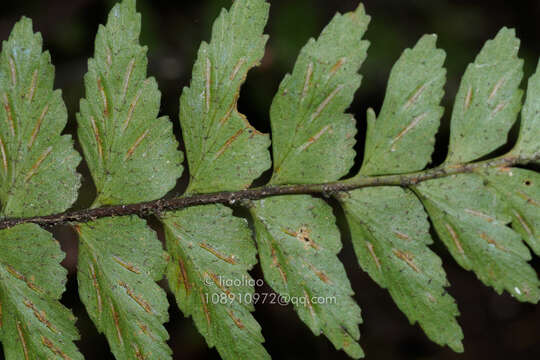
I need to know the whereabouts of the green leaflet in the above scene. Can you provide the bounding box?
[446,28,523,165]
[76,216,171,360]
[360,35,446,175]
[180,0,271,194]
[247,6,369,357]
[477,167,540,255]
[0,18,80,217]
[77,0,182,206]
[339,187,463,352]
[348,35,461,351]
[0,2,537,359]
[269,4,370,185]
[0,224,82,360]
[415,174,540,302]
[512,59,540,161]
[75,1,176,358]
[163,205,269,360]
[169,1,272,357]
[250,196,363,359]
[0,18,82,360]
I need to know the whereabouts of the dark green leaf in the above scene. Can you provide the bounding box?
[163,205,269,360]
[180,0,271,193]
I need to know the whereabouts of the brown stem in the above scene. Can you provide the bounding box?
[0,154,534,230]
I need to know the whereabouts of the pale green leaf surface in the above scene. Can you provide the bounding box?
[446,28,523,164]
[163,205,269,360]
[0,18,80,217]
[360,35,446,175]
[77,0,182,205]
[513,59,540,161]
[415,174,540,302]
[77,216,171,360]
[269,5,370,185]
[340,187,463,352]
[251,195,363,358]
[0,19,82,360]
[180,0,271,193]
[0,224,82,360]
[478,167,540,255]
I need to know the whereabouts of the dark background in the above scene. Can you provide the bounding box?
[0,0,540,359]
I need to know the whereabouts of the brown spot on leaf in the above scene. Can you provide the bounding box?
[112,255,141,274]
[119,281,153,313]
[366,242,381,270]
[394,231,410,240]
[200,290,211,327]
[271,246,288,284]
[392,249,420,273]
[307,262,332,284]
[41,335,72,360]
[480,232,506,251]
[89,263,103,315]
[16,321,29,360]
[24,299,57,333]
[110,303,124,345]
[199,242,237,264]
[227,309,245,329]
[177,258,191,295]
[445,223,464,254]
[285,226,320,250]
[208,272,234,299]
[124,129,150,160]
[215,129,244,158]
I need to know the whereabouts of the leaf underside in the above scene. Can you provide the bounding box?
[446,28,523,165]
[269,4,370,185]
[180,0,271,194]
[251,196,364,358]
[479,167,540,255]
[76,216,171,360]
[360,34,446,176]
[247,5,371,358]
[0,1,538,360]
[0,224,82,360]
[513,59,540,161]
[415,174,540,302]
[0,18,80,217]
[340,187,463,352]
[0,17,82,360]
[75,0,182,358]
[164,205,269,360]
[77,0,182,206]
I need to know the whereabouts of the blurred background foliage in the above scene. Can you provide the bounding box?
[0,0,539,359]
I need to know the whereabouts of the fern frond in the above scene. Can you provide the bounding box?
[245,5,372,358]
[76,217,171,359]
[0,17,82,359]
[512,60,540,161]
[0,1,538,359]
[166,0,271,357]
[415,174,540,302]
[0,18,80,217]
[269,4,369,185]
[163,205,269,360]
[251,196,364,358]
[0,224,83,360]
[340,187,463,351]
[75,0,182,358]
[77,0,182,206]
[479,167,540,254]
[445,28,523,165]
[360,34,446,175]
[179,0,271,194]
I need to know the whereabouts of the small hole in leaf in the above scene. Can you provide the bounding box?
[525,180,531,186]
